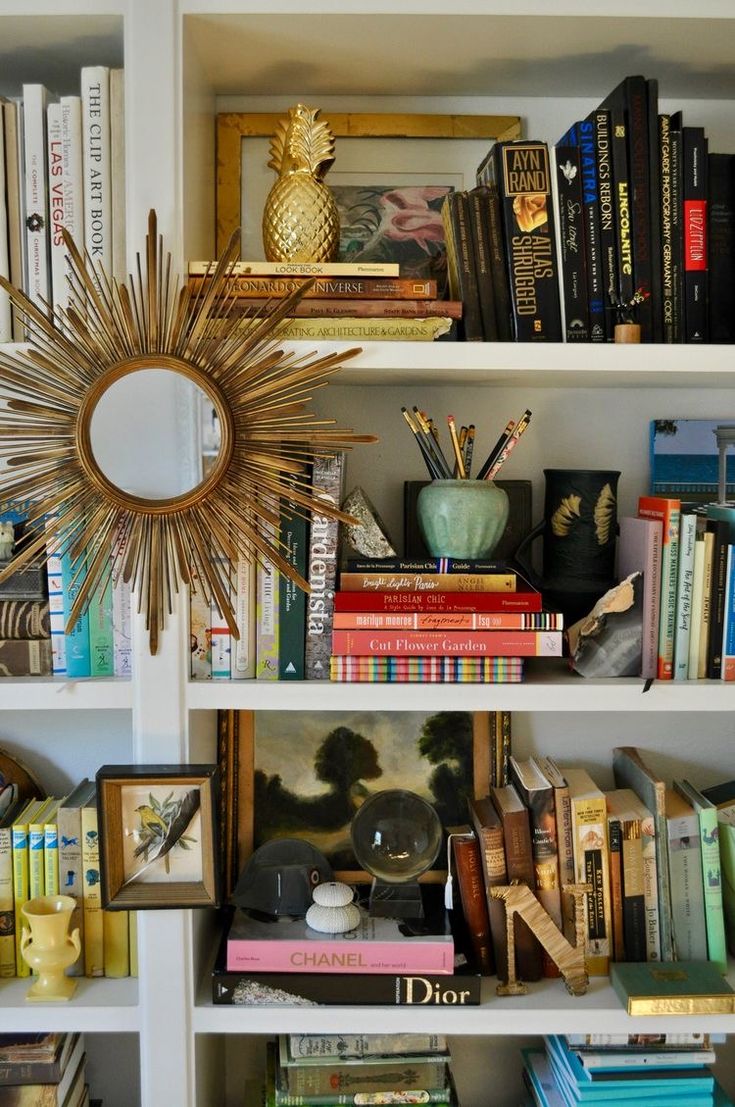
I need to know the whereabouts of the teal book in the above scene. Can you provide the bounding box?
[545,1034,715,1101]
[60,544,91,678]
[674,779,728,971]
[278,495,308,680]
[522,1048,564,1107]
[611,959,735,1016]
[88,572,114,677]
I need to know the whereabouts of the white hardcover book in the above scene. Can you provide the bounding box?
[722,545,735,680]
[46,102,65,312]
[109,67,126,283]
[49,95,84,317]
[673,513,697,679]
[190,568,212,680]
[210,563,231,680]
[81,66,111,276]
[22,84,52,309]
[110,524,132,678]
[628,793,661,961]
[687,531,706,678]
[256,550,279,680]
[232,556,256,679]
[14,99,27,300]
[2,100,24,339]
[665,787,708,960]
[0,103,11,342]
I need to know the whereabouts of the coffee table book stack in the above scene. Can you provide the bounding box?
[264,1034,457,1107]
[330,558,562,683]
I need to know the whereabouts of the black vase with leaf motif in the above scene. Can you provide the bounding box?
[517,469,620,626]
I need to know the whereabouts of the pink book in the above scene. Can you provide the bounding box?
[226,910,454,974]
[331,629,562,656]
[332,611,562,630]
[618,516,663,679]
[334,590,542,613]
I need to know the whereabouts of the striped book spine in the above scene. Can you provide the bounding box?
[46,520,66,676]
[329,656,524,682]
[332,611,563,631]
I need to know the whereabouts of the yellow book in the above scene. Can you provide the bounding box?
[565,767,612,976]
[0,797,23,977]
[103,909,129,978]
[128,911,138,977]
[12,799,45,978]
[28,798,56,902]
[43,796,66,896]
[81,794,103,977]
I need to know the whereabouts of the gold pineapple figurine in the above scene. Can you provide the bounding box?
[262,104,340,262]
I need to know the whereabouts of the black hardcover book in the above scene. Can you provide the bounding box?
[488,140,562,341]
[466,186,499,340]
[601,76,657,342]
[646,78,664,342]
[552,144,591,341]
[559,120,606,341]
[404,479,532,564]
[658,114,674,343]
[440,191,483,341]
[605,105,635,312]
[706,517,729,679]
[484,181,514,341]
[682,125,709,342]
[669,113,685,343]
[344,558,508,574]
[707,152,735,343]
[589,109,617,338]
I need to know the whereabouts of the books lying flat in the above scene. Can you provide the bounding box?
[331,630,562,656]
[333,612,561,631]
[277,1035,449,1098]
[225,909,454,974]
[611,959,735,1016]
[284,1035,447,1060]
[334,590,542,613]
[213,969,480,1007]
[329,656,524,683]
[339,572,517,593]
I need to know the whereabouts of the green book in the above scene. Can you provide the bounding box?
[611,959,735,1016]
[278,494,308,680]
[89,572,114,677]
[674,778,728,972]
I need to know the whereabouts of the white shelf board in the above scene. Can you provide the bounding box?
[276,342,735,388]
[0,976,139,1032]
[193,971,735,1036]
[187,671,735,712]
[0,678,133,710]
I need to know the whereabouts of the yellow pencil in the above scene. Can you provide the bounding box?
[447,415,466,479]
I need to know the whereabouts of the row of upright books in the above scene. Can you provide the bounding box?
[0,779,134,980]
[468,744,735,986]
[619,495,735,680]
[0,64,124,340]
[330,558,562,684]
[446,74,735,344]
[0,508,132,678]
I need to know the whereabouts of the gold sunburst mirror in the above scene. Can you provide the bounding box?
[0,211,376,654]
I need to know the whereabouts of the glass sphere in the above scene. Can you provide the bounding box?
[350,789,443,884]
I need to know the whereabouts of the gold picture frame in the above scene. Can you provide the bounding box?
[96,763,220,910]
[225,708,492,886]
[216,110,522,256]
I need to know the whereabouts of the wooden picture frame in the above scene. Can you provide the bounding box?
[215,111,522,256]
[96,764,220,910]
[222,709,493,886]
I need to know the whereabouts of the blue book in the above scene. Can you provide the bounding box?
[557,118,606,341]
[650,418,735,501]
[60,543,91,678]
[523,1048,565,1107]
[544,1036,715,1102]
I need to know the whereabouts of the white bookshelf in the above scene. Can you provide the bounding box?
[0,2,733,1105]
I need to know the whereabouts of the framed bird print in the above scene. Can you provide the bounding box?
[96,765,220,910]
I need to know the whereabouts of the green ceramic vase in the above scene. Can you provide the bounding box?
[416,480,510,559]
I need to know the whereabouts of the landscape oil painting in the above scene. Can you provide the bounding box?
[252,710,475,875]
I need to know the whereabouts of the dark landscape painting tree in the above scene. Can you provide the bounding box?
[418,711,473,826]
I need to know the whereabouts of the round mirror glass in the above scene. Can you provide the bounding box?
[89,368,220,499]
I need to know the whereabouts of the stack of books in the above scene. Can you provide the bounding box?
[266,1033,456,1106]
[0,1033,89,1107]
[0,515,51,677]
[213,902,481,1007]
[522,1033,731,1107]
[188,258,461,343]
[330,557,563,683]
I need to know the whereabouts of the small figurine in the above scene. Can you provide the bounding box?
[611,287,650,343]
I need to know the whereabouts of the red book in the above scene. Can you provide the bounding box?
[637,495,681,680]
[331,629,563,657]
[333,611,562,631]
[334,591,542,613]
[451,831,494,975]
